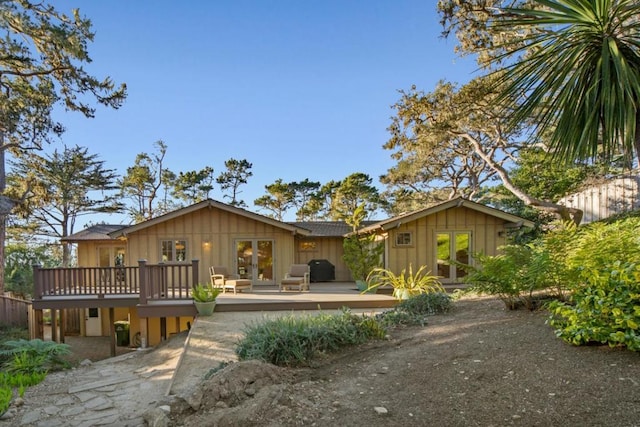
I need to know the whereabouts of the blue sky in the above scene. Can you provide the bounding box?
[50,1,477,223]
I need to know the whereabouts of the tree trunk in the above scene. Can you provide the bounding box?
[460,132,584,224]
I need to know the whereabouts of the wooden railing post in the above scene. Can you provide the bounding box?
[191,259,199,292]
[138,260,148,304]
[32,264,42,298]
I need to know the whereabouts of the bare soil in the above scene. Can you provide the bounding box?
[171,296,640,427]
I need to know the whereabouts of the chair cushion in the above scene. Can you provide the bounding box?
[289,264,308,277]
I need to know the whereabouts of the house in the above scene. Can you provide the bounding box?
[355,198,535,284]
[557,173,640,224]
[32,197,533,350]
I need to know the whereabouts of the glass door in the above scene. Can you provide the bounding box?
[436,232,470,282]
[235,239,275,286]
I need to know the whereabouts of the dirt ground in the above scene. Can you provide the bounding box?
[6,296,640,426]
[172,296,640,427]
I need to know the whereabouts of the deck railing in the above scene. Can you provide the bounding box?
[33,260,199,304]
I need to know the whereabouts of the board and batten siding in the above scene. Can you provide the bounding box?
[558,175,640,224]
[295,236,350,281]
[115,207,297,285]
[385,206,507,281]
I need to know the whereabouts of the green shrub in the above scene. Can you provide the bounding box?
[0,339,71,373]
[460,245,533,309]
[376,292,452,327]
[548,262,640,351]
[0,385,11,416]
[236,309,386,366]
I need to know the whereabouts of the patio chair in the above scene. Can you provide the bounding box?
[209,266,253,294]
[279,264,310,292]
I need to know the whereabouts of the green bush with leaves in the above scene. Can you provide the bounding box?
[0,339,71,373]
[376,292,452,327]
[0,385,11,416]
[236,309,386,366]
[459,245,534,309]
[548,262,640,351]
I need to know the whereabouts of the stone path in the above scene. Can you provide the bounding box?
[3,309,385,426]
[2,335,186,427]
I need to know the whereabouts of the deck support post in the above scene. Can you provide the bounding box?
[160,317,166,341]
[109,307,116,357]
[59,309,66,344]
[139,317,148,348]
[51,309,58,342]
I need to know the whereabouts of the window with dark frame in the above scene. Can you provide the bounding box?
[395,231,412,246]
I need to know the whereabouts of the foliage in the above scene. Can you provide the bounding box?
[4,243,61,297]
[342,204,383,281]
[490,0,640,164]
[0,371,47,388]
[7,146,121,266]
[0,385,11,416]
[376,292,453,327]
[366,264,444,301]
[254,178,296,220]
[172,166,215,204]
[0,339,70,373]
[0,325,29,346]
[236,309,386,366]
[191,283,221,303]
[0,0,126,293]
[381,77,583,223]
[119,140,171,223]
[548,262,640,351]
[216,158,253,208]
[460,246,534,309]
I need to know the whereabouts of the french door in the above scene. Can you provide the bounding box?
[436,231,471,283]
[235,239,275,286]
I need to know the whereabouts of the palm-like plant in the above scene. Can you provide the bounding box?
[366,264,444,301]
[493,0,640,164]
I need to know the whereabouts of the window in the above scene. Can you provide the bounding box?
[161,240,187,262]
[395,232,412,246]
[299,241,317,251]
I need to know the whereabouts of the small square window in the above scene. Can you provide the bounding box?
[395,232,412,246]
[300,241,317,251]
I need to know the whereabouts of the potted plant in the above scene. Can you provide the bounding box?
[192,283,221,316]
[342,205,384,293]
[365,264,444,300]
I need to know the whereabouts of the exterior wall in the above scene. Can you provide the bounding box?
[384,206,507,283]
[121,207,297,286]
[92,305,193,347]
[294,236,350,281]
[558,175,640,224]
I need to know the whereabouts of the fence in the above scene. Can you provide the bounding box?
[0,294,31,328]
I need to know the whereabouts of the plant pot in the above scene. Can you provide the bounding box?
[194,301,216,316]
[393,289,412,300]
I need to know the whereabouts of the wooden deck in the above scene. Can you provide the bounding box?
[213,282,397,311]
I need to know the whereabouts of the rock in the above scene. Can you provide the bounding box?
[158,405,171,414]
[245,387,256,396]
[13,397,24,407]
[80,359,93,366]
[374,406,388,415]
[143,407,170,427]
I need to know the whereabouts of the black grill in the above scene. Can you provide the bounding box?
[308,259,335,282]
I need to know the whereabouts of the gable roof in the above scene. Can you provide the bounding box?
[63,224,126,242]
[108,199,312,238]
[357,197,536,234]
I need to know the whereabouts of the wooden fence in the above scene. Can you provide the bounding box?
[0,294,31,328]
